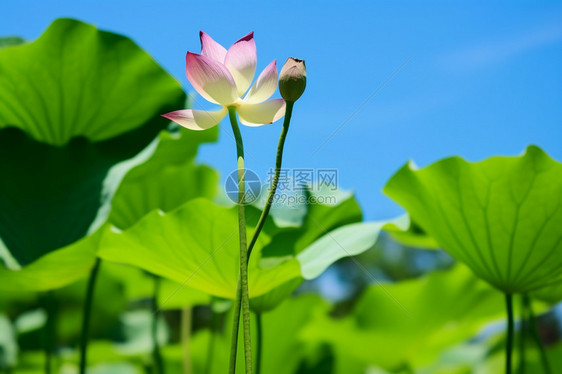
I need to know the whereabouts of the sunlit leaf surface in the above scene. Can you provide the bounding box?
[384,146,562,293]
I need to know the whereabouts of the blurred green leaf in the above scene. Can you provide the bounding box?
[86,362,143,374]
[14,309,46,334]
[116,310,169,355]
[0,36,24,48]
[384,146,562,293]
[0,314,17,368]
[303,265,504,371]
[383,215,440,250]
[260,295,332,374]
[53,262,127,341]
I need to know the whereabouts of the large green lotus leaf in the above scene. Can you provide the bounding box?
[98,198,301,299]
[383,146,562,294]
[0,18,182,144]
[0,229,101,291]
[0,18,185,267]
[107,126,218,230]
[302,265,504,371]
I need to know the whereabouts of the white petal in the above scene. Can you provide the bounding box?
[237,99,286,127]
[224,32,256,96]
[185,52,238,106]
[162,108,227,131]
[243,60,278,104]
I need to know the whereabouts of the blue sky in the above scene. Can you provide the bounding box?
[2,1,562,220]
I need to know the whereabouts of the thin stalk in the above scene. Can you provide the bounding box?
[506,293,514,374]
[246,100,295,262]
[255,313,263,374]
[517,295,528,374]
[152,276,164,374]
[524,295,552,374]
[79,258,101,374]
[181,307,192,374]
[227,106,252,374]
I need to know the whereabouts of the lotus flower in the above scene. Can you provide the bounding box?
[162,32,286,130]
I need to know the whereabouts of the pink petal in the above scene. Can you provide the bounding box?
[162,108,228,131]
[237,99,286,127]
[225,32,257,96]
[186,52,238,106]
[243,60,278,104]
[199,31,227,63]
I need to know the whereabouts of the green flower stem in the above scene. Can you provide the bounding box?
[181,306,192,374]
[152,276,165,374]
[255,312,263,374]
[246,100,295,262]
[505,293,514,374]
[524,295,552,374]
[228,106,253,374]
[79,258,101,374]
